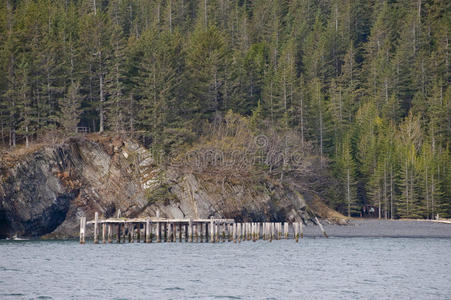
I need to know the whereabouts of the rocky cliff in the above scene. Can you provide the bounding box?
[0,135,343,238]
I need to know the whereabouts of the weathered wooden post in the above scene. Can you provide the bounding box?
[217,222,221,242]
[179,223,183,243]
[200,223,204,243]
[101,223,106,244]
[163,222,167,242]
[284,222,288,239]
[173,222,177,242]
[252,223,256,242]
[80,217,86,244]
[168,222,172,242]
[246,222,249,241]
[117,223,121,243]
[270,223,274,241]
[194,222,198,242]
[137,223,141,243]
[237,223,241,243]
[188,219,193,242]
[131,223,136,243]
[268,222,276,241]
[315,216,328,238]
[256,222,260,240]
[145,220,151,243]
[268,222,271,240]
[93,212,99,244]
[294,222,299,243]
[126,224,131,243]
[221,222,226,242]
[121,223,126,243]
[215,222,220,243]
[156,222,161,243]
[259,223,262,240]
[232,223,236,243]
[299,221,304,239]
[164,222,168,242]
[107,224,112,243]
[149,221,154,243]
[210,218,215,243]
[185,224,189,242]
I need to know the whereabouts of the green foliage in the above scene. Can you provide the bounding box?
[0,0,449,218]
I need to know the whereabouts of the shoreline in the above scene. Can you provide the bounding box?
[303,218,451,238]
[1,218,450,240]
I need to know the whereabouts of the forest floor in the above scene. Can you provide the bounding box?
[302,218,451,238]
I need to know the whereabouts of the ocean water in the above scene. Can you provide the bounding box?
[1,238,450,299]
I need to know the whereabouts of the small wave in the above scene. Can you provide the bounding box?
[163,287,185,291]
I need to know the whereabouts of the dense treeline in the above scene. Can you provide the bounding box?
[0,0,450,218]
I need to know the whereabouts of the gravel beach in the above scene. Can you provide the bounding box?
[303,219,451,238]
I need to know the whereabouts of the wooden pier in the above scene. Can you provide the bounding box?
[79,212,327,244]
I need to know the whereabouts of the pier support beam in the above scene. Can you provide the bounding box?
[107,224,112,243]
[295,223,299,242]
[315,216,328,238]
[185,224,189,242]
[299,222,304,239]
[80,217,86,244]
[189,219,193,243]
[102,223,106,243]
[156,222,161,243]
[172,222,177,242]
[94,212,99,244]
[145,220,151,243]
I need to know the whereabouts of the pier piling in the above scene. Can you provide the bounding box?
[94,212,99,244]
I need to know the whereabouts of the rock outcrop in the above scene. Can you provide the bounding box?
[0,135,341,238]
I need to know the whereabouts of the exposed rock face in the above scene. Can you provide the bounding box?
[0,136,328,239]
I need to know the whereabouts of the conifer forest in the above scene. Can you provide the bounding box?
[0,0,450,218]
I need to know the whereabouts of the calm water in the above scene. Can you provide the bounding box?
[1,238,450,299]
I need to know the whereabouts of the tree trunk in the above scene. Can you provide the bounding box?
[99,72,104,133]
[384,163,388,219]
[169,0,172,33]
[347,168,351,217]
[318,82,323,168]
[300,89,305,149]
[204,0,208,27]
[378,190,381,219]
[25,125,29,148]
[405,158,409,217]
[390,165,394,219]
[425,166,429,219]
[1,122,4,145]
[99,49,104,133]
[431,172,435,219]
